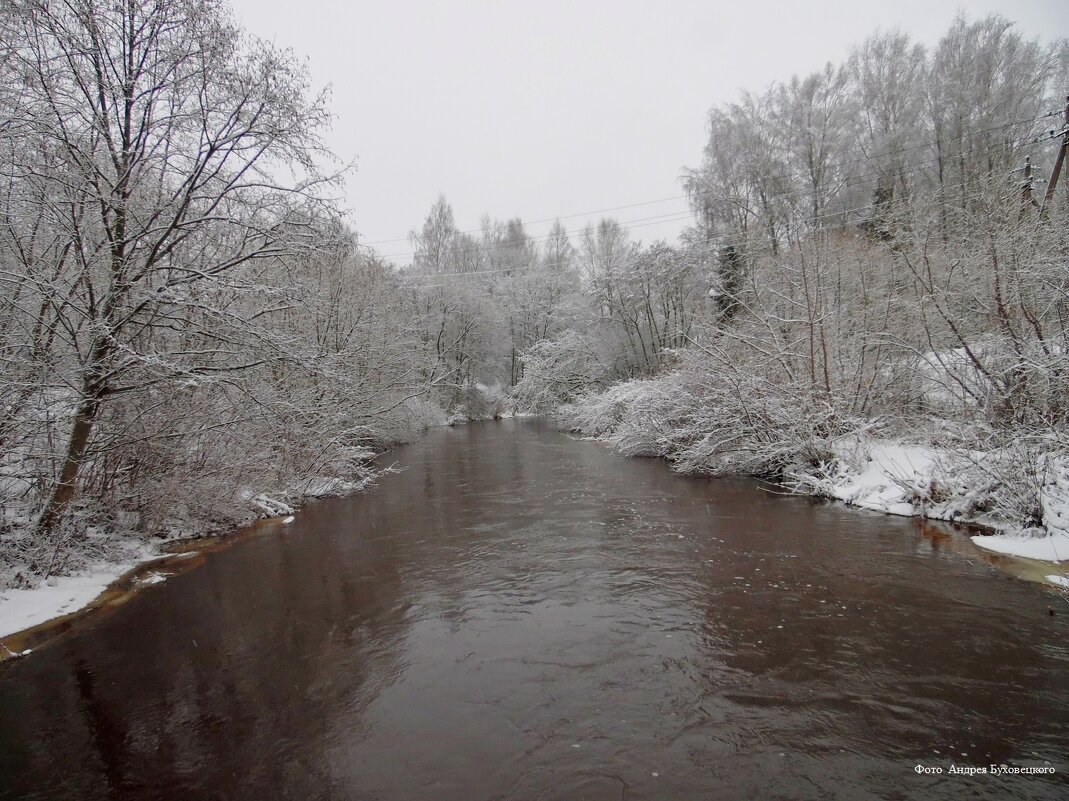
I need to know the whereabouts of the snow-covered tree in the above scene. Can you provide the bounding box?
[1,0,343,536]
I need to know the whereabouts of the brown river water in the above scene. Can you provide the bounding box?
[1,418,1068,800]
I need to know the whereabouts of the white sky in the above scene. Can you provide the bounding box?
[229,0,1068,263]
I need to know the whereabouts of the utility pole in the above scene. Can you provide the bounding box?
[1040,95,1069,218]
[1021,155,1039,216]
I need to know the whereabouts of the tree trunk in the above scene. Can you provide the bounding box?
[35,369,106,537]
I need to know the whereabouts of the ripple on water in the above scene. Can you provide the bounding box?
[1,420,1067,800]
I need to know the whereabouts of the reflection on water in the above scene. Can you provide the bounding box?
[1,419,1067,800]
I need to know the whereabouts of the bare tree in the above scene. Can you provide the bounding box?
[0,0,338,535]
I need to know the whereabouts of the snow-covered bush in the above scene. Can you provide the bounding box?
[561,348,865,479]
[513,330,613,413]
[401,397,450,433]
[902,341,1069,425]
[448,383,509,423]
[928,433,1069,537]
[559,379,659,439]
[0,236,447,589]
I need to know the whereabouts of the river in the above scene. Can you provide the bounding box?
[1,418,1067,799]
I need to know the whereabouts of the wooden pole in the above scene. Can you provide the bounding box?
[1040,95,1069,217]
[1020,156,1041,220]
[1022,155,1034,208]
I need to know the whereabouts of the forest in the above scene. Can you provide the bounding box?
[1,0,1068,593]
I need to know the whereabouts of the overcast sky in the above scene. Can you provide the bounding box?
[229,0,1068,263]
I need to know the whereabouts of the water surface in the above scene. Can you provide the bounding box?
[1,419,1067,799]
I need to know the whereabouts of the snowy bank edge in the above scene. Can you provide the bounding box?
[0,547,153,643]
[970,531,1069,563]
[0,431,427,652]
[578,420,1069,579]
[792,439,1069,572]
[0,514,296,651]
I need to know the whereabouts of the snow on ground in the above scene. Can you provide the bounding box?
[971,531,1069,562]
[242,491,294,517]
[798,436,1069,576]
[969,451,1069,564]
[0,547,153,640]
[814,440,940,518]
[2,497,288,644]
[0,478,339,644]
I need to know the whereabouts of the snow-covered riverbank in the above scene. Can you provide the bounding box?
[0,547,154,644]
[795,438,1069,574]
[0,407,503,653]
[557,381,1069,589]
[0,498,308,652]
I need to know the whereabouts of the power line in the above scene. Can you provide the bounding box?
[358,109,1062,251]
[379,126,1050,264]
[396,201,883,288]
[397,122,1056,287]
[357,194,694,248]
[377,208,698,260]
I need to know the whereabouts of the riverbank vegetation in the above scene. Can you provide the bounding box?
[1,2,1067,602]
[0,0,503,592]
[405,15,1069,564]
[546,17,1069,564]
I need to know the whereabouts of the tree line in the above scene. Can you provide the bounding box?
[2,3,1066,588]
[525,15,1069,538]
[0,0,483,585]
